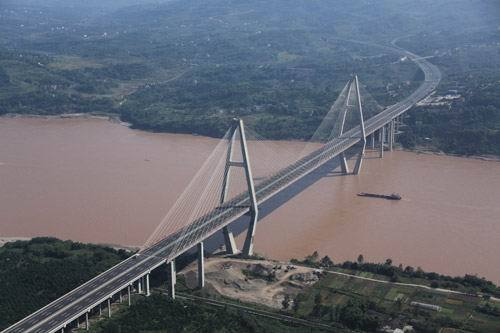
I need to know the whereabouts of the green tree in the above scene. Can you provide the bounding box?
[319,256,334,268]
[357,254,364,264]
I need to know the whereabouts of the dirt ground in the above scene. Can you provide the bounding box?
[180,256,323,309]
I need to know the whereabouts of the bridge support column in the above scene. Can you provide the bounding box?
[371,133,375,150]
[340,152,349,174]
[222,226,238,255]
[197,242,205,288]
[86,312,89,331]
[146,273,151,297]
[99,303,102,316]
[379,126,385,158]
[128,285,131,306]
[119,290,123,303]
[138,277,142,294]
[352,76,366,175]
[242,209,258,257]
[389,120,394,151]
[353,144,366,175]
[107,298,111,318]
[167,260,176,299]
[392,119,396,147]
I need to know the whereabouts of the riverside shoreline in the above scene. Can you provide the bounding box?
[0,237,31,247]
[0,236,138,252]
[2,113,499,162]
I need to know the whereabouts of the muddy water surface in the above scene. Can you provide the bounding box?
[0,117,499,283]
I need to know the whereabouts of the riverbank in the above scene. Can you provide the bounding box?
[3,113,499,162]
[181,255,500,304]
[1,112,128,126]
[0,237,31,247]
[0,236,138,253]
[402,146,500,162]
[179,255,500,333]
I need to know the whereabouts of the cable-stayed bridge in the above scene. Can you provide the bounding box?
[3,45,441,333]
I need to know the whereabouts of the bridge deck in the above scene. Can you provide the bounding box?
[2,47,441,333]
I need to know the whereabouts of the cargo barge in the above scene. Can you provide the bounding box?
[357,192,401,200]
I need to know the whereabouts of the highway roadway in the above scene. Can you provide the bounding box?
[2,43,441,333]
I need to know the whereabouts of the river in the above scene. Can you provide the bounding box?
[0,117,499,283]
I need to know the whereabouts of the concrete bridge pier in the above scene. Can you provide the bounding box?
[242,209,258,257]
[371,133,375,150]
[388,121,394,151]
[222,226,238,254]
[379,126,385,158]
[197,242,205,288]
[340,152,349,174]
[167,260,176,299]
[353,143,366,175]
[128,284,132,306]
[107,298,111,318]
[85,311,89,331]
[146,273,151,297]
[392,119,396,147]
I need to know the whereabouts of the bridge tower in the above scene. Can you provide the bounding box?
[339,75,367,175]
[220,119,259,257]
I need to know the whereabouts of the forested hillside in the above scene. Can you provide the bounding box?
[0,238,129,330]
[0,0,499,152]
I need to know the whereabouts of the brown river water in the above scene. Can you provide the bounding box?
[0,117,499,283]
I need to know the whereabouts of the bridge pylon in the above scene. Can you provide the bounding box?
[352,75,367,174]
[339,75,366,175]
[220,119,259,257]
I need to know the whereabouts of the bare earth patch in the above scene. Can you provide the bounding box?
[180,256,323,309]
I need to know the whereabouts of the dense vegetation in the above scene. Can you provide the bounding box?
[1,0,498,153]
[289,251,500,332]
[90,295,328,333]
[0,238,129,330]
[0,238,329,333]
[1,239,498,333]
[291,251,500,298]
[397,29,500,155]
